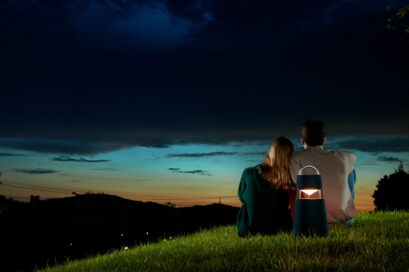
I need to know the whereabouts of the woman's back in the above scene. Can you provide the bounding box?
[237,165,292,237]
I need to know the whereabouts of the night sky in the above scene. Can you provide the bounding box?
[1,0,408,210]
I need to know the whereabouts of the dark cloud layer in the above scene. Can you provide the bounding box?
[166,151,268,159]
[14,168,58,174]
[334,137,409,153]
[91,168,119,171]
[53,156,110,163]
[0,138,127,155]
[168,168,211,176]
[377,156,404,162]
[0,0,408,150]
[1,136,409,155]
[0,152,26,157]
[241,152,266,156]
[166,151,237,158]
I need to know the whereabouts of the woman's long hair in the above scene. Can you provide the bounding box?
[260,136,295,191]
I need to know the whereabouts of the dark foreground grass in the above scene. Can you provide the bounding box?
[39,211,409,272]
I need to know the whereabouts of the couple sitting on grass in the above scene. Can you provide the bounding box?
[237,120,356,237]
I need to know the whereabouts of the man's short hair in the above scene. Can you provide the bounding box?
[301,120,326,146]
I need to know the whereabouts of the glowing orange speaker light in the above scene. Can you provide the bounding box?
[299,189,322,199]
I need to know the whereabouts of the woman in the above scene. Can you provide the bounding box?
[237,136,296,237]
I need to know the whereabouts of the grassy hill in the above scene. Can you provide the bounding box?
[1,193,239,272]
[39,211,409,272]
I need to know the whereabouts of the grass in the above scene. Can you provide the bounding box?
[39,211,409,272]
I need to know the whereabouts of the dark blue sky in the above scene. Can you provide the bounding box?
[1,0,408,152]
[0,1,409,208]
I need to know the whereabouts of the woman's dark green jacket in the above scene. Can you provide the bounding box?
[237,165,292,237]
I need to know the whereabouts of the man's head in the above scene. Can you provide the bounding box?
[301,120,326,148]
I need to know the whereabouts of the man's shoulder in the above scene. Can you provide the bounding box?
[328,150,356,163]
[292,149,309,159]
[292,149,324,160]
[292,149,356,165]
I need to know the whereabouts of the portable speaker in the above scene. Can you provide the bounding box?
[293,165,328,236]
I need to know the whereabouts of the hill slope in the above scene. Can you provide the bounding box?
[39,211,409,272]
[1,193,238,271]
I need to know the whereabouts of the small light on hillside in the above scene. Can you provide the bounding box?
[123,246,129,251]
[120,233,124,237]
[146,232,149,235]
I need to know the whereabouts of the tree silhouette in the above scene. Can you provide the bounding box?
[372,163,409,211]
[164,201,176,208]
[386,4,409,37]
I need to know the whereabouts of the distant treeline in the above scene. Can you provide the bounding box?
[0,193,239,272]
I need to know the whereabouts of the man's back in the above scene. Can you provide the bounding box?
[290,147,356,223]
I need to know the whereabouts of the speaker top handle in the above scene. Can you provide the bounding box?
[298,165,320,175]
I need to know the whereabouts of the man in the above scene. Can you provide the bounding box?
[290,120,356,224]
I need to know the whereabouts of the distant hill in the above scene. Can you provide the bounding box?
[0,193,239,272]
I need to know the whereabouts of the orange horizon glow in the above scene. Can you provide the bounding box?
[2,189,376,212]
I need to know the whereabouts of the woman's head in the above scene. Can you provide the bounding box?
[261,136,294,191]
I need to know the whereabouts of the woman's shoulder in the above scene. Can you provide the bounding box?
[241,166,258,184]
[242,166,257,175]
[253,165,286,192]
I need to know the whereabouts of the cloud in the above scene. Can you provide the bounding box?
[69,179,82,183]
[91,168,119,171]
[14,168,58,174]
[1,0,202,50]
[2,135,409,157]
[53,156,110,163]
[377,156,404,163]
[0,0,387,52]
[166,150,305,158]
[0,138,128,155]
[0,152,26,156]
[166,151,237,158]
[358,162,377,166]
[168,168,211,176]
[241,152,266,156]
[334,137,409,153]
